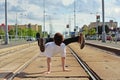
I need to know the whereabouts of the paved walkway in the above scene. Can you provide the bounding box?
[0,39,120,51]
[86,40,120,50]
[0,40,35,49]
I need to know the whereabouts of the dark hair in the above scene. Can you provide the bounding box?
[54,33,64,46]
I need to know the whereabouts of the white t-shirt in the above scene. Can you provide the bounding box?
[41,42,66,58]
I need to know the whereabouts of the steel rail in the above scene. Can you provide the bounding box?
[4,53,39,80]
[68,46,102,80]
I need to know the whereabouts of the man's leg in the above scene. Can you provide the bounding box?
[42,36,79,46]
[38,38,45,52]
[38,38,54,52]
[45,38,54,43]
[37,39,39,46]
[63,36,79,45]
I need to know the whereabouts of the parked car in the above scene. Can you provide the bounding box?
[86,36,97,40]
[106,35,112,40]
[26,37,36,41]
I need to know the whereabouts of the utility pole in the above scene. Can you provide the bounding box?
[15,13,18,40]
[5,0,9,44]
[102,0,106,42]
[74,0,76,34]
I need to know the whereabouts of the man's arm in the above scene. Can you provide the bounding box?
[63,36,79,45]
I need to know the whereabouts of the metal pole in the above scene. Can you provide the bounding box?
[96,20,98,40]
[74,0,76,33]
[15,13,18,40]
[49,15,52,35]
[102,0,106,42]
[20,13,23,39]
[43,0,45,38]
[5,0,9,44]
[69,15,71,37]
[96,14,100,40]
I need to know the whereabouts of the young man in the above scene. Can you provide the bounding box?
[38,32,84,74]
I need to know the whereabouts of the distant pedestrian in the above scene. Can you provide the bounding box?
[38,32,85,74]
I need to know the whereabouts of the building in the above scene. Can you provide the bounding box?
[0,23,42,32]
[89,20,118,29]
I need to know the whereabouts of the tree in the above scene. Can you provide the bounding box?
[9,29,15,35]
[98,25,102,34]
[88,28,96,35]
[27,28,37,37]
[82,25,89,36]
[105,25,109,33]
[0,28,5,35]
[98,25,110,34]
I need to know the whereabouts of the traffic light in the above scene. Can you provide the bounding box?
[74,28,76,31]
[66,24,69,28]
[96,15,100,22]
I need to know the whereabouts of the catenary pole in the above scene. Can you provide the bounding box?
[102,0,106,42]
[5,0,9,44]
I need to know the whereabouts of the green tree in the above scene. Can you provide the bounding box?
[82,25,89,36]
[88,28,96,35]
[22,28,27,36]
[9,29,15,35]
[0,28,5,35]
[27,28,37,37]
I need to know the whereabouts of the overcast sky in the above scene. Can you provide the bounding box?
[0,0,120,33]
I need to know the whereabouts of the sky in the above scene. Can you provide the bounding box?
[0,0,120,33]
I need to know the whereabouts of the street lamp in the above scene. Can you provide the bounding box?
[5,0,9,44]
[102,0,106,42]
[48,15,53,36]
[15,13,18,40]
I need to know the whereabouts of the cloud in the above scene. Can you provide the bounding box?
[0,0,120,32]
[61,0,74,6]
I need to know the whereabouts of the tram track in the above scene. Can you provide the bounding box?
[69,43,120,80]
[5,53,39,80]
[9,46,101,80]
[68,46,102,80]
[11,47,90,80]
[0,47,34,68]
[0,44,39,80]
[1,42,120,80]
